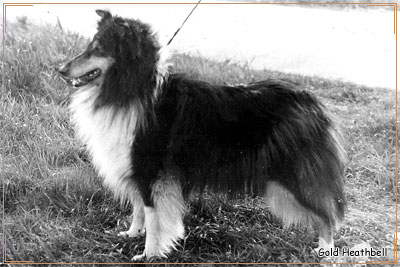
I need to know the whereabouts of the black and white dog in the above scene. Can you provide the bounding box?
[58,10,346,260]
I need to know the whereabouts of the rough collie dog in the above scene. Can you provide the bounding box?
[58,10,346,261]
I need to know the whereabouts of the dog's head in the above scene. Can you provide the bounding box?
[58,10,161,105]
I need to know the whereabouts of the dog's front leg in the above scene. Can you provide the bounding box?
[132,178,186,261]
[133,206,168,260]
[131,129,186,261]
[118,196,145,238]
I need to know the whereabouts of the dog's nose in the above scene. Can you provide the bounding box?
[57,64,69,76]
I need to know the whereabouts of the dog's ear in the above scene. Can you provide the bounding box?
[96,9,112,19]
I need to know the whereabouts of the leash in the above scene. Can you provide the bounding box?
[167,0,202,46]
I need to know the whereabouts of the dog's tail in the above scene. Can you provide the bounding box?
[263,110,346,247]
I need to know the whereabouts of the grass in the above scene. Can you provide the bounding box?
[2,18,398,265]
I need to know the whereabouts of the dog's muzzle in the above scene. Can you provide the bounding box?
[57,64,102,88]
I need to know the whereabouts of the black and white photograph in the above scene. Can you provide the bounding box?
[2,0,398,265]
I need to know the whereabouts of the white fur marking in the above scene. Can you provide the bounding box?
[264,181,318,229]
[153,46,170,101]
[250,89,262,95]
[132,178,186,260]
[69,86,138,200]
[119,197,145,238]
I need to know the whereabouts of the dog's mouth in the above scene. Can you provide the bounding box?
[64,69,102,88]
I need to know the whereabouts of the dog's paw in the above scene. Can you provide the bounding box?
[118,227,145,238]
[117,231,131,238]
[132,252,167,262]
[132,253,146,261]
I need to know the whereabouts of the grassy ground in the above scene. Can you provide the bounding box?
[2,19,398,265]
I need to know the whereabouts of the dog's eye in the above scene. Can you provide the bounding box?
[90,39,103,52]
[93,42,104,54]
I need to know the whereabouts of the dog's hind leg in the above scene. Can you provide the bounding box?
[132,178,186,261]
[315,222,334,252]
[118,197,145,238]
[264,181,337,250]
[264,181,318,229]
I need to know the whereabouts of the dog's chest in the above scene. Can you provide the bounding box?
[69,88,137,188]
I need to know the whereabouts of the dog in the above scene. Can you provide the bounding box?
[58,10,346,261]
